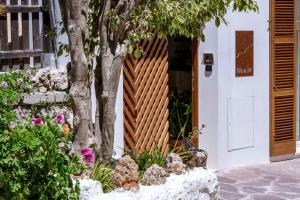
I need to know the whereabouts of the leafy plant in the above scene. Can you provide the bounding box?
[171,125,206,162]
[0,71,32,130]
[169,94,192,139]
[0,116,84,199]
[128,148,166,178]
[0,71,85,199]
[91,163,113,193]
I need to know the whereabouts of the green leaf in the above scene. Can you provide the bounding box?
[128,44,134,54]
[134,48,142,59]
[177,16,185,24]
[215,17,221,27]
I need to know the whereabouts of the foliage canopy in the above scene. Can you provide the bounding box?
[89,0,258,55]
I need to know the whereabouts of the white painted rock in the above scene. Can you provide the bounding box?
[51,69,69,91]
[79,179,103,200]
[100,168,219,200]
[141,164,169,186]
[164,153,185,175]
[31,67,68,91]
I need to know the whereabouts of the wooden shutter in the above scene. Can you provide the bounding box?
[270,0,296,156]
[123,35,169,154]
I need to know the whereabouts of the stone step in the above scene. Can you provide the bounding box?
[23,91,67,105]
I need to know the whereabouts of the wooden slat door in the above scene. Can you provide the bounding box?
[270,0,296,156]
[123,35,169,154]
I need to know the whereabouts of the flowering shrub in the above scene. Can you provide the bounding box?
[0,116,85,199]
[0,71,85,199]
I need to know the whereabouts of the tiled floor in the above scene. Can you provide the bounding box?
[216,159,300,200]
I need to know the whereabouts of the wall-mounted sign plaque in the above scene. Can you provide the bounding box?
[203,53,214,65]
[235,31,254,77]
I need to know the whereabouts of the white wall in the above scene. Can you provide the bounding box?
[199,23,219,169]
[199,1,270,169]
[49,0,70,69]
[113,71,124,158]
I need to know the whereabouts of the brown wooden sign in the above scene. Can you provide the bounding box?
[235,31,254,77]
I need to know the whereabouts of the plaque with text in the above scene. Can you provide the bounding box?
[235,31,254,77]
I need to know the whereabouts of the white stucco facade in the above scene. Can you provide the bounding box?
[49,0,70,69]
[50,1,273,169]
[113,2,272,168]
[199,1,270,169]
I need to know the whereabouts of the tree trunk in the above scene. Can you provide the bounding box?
[59,0,94,152]
[95,44,126,162]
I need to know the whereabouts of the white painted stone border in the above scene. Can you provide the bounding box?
[23,91,67,104]
[80,168,219,200]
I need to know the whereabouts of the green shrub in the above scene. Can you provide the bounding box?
[91,163,113,193]
[0,116,84,200]
[0,71,31,130]
[129,148,166,178]
[0,70,84,199]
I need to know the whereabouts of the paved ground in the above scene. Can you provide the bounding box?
[216,159,300,200]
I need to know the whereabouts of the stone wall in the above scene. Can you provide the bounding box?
[15,67,73,128]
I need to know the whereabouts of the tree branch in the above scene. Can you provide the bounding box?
[112,0,142,44]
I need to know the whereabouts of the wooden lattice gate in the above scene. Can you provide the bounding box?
[124,35,169,154]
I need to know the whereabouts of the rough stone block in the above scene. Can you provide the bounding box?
[79,179,103,200]
[23,91,66,104]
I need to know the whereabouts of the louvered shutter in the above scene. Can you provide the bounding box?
[270,0,296,156]
[123,36,169,154]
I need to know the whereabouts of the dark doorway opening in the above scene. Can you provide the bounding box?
[168,37,198,147]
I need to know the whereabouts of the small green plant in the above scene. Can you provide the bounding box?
[171,125,206,162]
[129,148,166,178]
[91,163,113,193]
[169,95,192,139]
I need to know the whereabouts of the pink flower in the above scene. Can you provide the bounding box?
[80,148,93,156]
[17,78,24,86]
[32,117,43,125]
[56,113,64,123]
[0,81,8,89]
[26,71,33,78]
[80,148,94,163]
[85,154,94,163]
